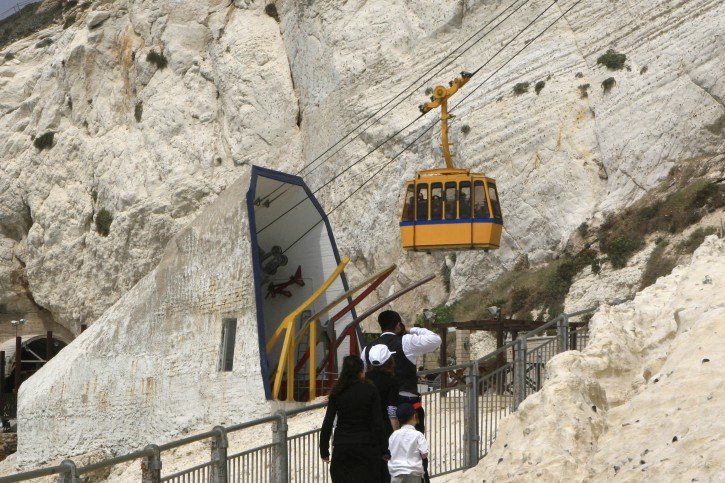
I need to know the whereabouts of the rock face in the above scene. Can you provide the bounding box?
[1,0,723,335]
[0,0,301,332]
[448,236,725,482]
[0,0,723,470]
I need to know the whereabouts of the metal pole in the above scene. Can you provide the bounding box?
[0,351,5,396]
[140,444,161,483]
[271,411,288,483]
[57,459,81,483]
[14,336,21,393]
[46,330,54,363]
[556,315,569,353]
[513,337,527,410]
[211,426,229,483]
[464,362,479,467]
[439,328,447,397]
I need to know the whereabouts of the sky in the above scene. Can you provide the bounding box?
[0,0,36,19]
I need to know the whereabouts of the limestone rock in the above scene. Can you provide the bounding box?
[86,11,110,30]
[447,236,725,482]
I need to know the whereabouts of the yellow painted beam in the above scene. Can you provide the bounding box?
[270,256,350,400]
[292,264,396,346]
[309,317,317,400]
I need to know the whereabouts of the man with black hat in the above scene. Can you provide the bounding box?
[362,310,441,481]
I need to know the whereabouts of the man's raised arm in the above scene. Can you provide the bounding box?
[403,327,442,358]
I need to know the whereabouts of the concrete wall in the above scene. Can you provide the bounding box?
[16,171,274,466]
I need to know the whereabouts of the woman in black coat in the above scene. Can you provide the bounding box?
[365,344,400,483]
[320,355,388,483]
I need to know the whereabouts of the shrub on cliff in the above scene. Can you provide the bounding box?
[33,132,54,150]
[513,82,529,95]
[265,4,280,22]
[146,50,168,69]
[597,49,627,70]
[95,209,113,236]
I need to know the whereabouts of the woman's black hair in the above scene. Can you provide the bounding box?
[368,356,395,374]
[329,355,364,398]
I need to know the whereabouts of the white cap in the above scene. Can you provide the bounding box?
[369,344,396,366]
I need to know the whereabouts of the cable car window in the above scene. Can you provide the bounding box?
[459,181,471,219]
[402,184,414,221]
[416,184,429,221]
[473,180,489,218]
[444,182,457,220]
[431,183,443,220]
[488,182,502,218]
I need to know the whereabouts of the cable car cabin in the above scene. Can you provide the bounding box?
[399,72,504,251]
[400,168,502,251]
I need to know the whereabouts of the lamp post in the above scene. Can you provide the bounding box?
[10,319,26,393]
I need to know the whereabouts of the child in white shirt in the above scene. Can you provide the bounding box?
[388,403,429,483]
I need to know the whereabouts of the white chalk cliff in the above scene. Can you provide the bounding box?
[448,235,724,482]
[0,0,723,468]
[1,0,722,331]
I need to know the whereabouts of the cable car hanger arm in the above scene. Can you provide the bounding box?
[418,71,473,170]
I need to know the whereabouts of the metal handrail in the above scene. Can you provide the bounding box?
[0,307,598,482]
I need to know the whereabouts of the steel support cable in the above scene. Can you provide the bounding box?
[451,0,584,113]
[300,0,535,180]
[254,0,535,206]
[256,0,543,235]
[256,112,426,235]
[281,119,440,255]
[279,0,584,255]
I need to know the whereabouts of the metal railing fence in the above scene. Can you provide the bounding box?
[0,308,595,483]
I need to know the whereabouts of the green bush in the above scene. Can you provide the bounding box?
[95,208,113,236]
[4,52,14,60]
[415,304,455,326]
[597,49,627,70]
[577,222,588,237]
[265,4,280,22]
[535,80,546,95]
[35,37,53,48]
[513,82,529,96]
[637,205,658,221]
[33,132,54,150]
[639,242,676,290]
[676,227,717,254]
[146,50,168,69]
[640,66,648,75]
[578,84,590,99]
[604,236,641,268]
[460,124,471,135]
[602,77,616,94]
[134,101,143,122]
[575,72,583,79]
[591,258,601,275]
[441,262,452,293]
[509,286,530,315]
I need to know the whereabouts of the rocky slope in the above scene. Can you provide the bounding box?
[1,0,722,335]
[445,235,724,482]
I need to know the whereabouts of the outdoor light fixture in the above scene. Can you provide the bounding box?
[423,309,435,323]
[487,306,500,316]
[10,318,26,336]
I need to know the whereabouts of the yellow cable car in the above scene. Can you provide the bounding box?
[400,72,503,251]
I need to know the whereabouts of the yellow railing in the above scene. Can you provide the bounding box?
[265,257,350,401]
